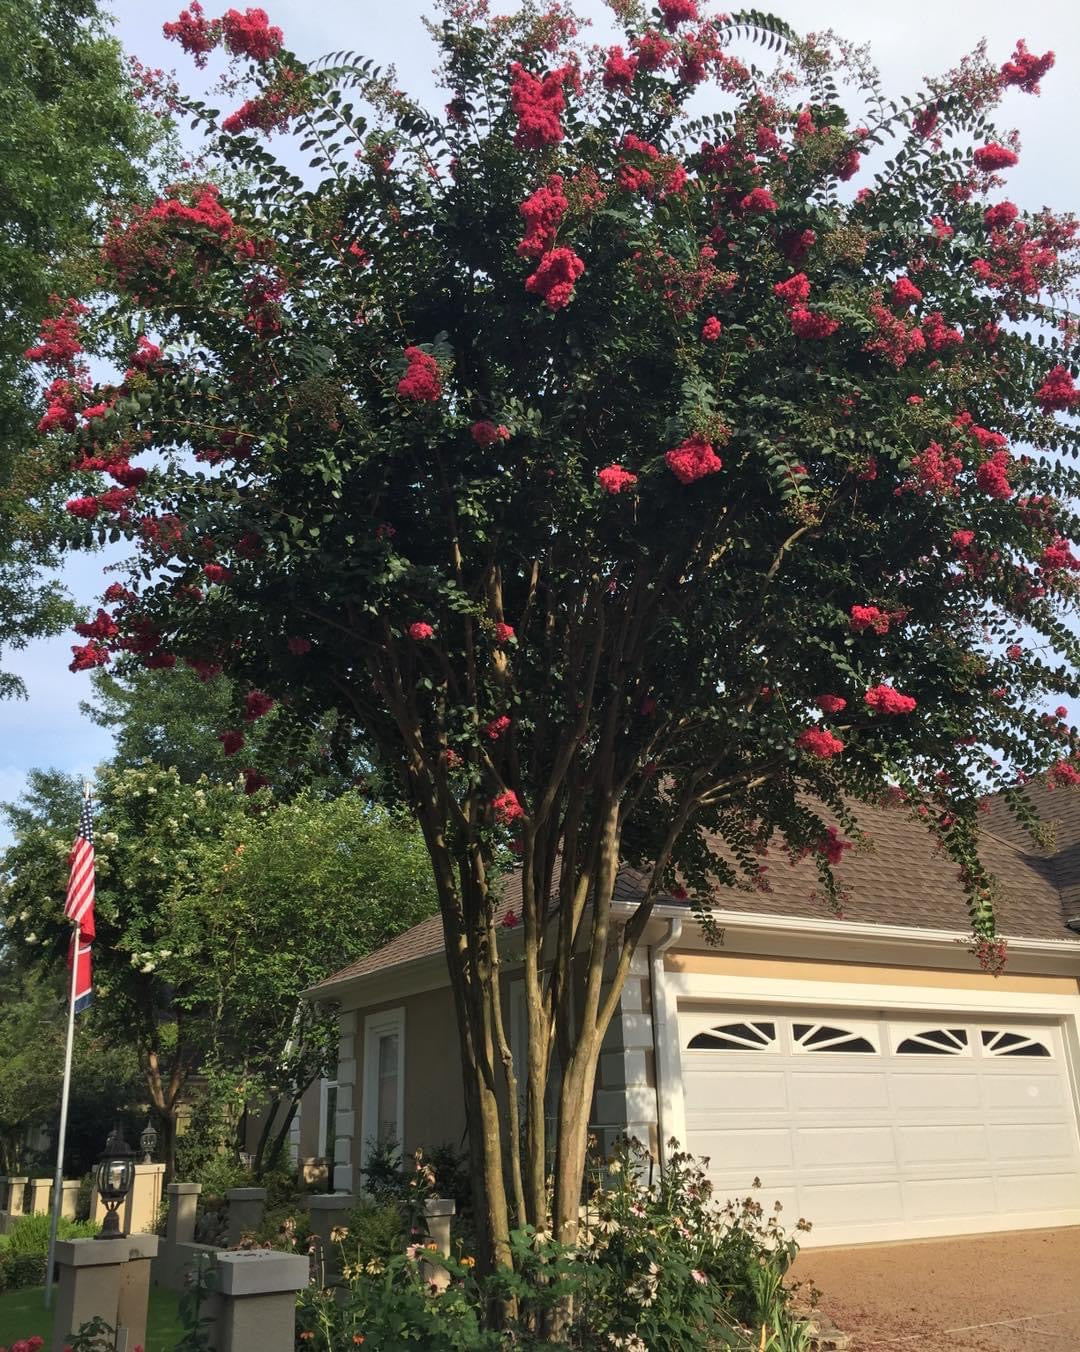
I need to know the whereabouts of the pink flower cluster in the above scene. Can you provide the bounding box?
[525,246,584,310]
[25,298,88,370]
[975,449,1013,500]
[864,303,925,368]
[163,2,218,65]
[820,826,852,864]
[973,142,1019,172]
[408,621,434,640]
[658,0,698,30]
[790,306,839,340]
[905,441,961,496]
[665,435,722,485]
[999,40,1054,95]
[598,464,638,494]
[509,61,574,149]
[470,421,510,447]
[850,604,904,635]
[492,789,525,823]
[701,315,722,341]
[890,277,923,307]
[398,346,441,401]
[816,694,847,714]
[221,7,283,61]
[602,45,638,91]
[796,727,844,759]
[1035,365,1079,412]
[518,175,568,256]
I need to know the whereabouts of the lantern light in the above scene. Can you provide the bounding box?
[94,1127,135,1239]
[139,1117,158,1164]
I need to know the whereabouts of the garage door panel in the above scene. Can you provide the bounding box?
[679,1008,1080,1246]
[896,1123,988,1166]
[789,1071,889,1110]
[795,1126,895,1168]
[890,1072,982,1110]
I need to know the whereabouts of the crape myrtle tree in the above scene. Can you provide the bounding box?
[29,0,1080,1275]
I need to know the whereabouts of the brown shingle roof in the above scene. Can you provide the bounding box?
[308,785,1080,994]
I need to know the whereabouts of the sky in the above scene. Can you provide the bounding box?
[1,0,1077,841]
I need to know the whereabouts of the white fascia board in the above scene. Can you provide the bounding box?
[304,952,452,1008]
[613,899,1080,972]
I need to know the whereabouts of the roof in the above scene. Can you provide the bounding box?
[307,782,1080,995]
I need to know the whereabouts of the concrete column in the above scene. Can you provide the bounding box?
[215,1250,309,1352]
[116,1234,159,1352]
[166,1181,202,1245]
[126,1162,166,1234]
[8,1175,28,1215]
[27,1177,52,1215]
[59,1180,81,1220]
[51,1237,128,1352]
[225,1187,267,1246]
[420,1198,455,1292]
[307,1194,353,1285]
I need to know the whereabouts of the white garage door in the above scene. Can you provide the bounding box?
[680,1007,1080,1246]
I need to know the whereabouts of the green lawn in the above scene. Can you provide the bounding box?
[0,1285,184,1351]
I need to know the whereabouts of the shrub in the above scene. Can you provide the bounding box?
[0,1212,99,1289]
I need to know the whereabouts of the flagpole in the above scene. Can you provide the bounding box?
[44,916,80,1309]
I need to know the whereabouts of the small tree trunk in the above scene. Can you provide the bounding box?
[159,1109,178,1182]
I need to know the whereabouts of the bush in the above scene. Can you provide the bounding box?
[300,1139,811,1350]
[0,1212,99,1289]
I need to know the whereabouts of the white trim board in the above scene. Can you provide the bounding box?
[359,1006,405,1165]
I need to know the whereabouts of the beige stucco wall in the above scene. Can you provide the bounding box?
[664,949,1079,995]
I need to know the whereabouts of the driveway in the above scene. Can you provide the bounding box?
[790,1227,1080,1350]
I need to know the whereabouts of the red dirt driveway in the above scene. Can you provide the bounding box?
[790,1227,1080,1350]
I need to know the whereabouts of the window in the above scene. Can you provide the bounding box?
[361,1008,405,1162]
[687,1021,777,1051]
[896,1028,969,1055]
[981,1029,1052,1058]
[792,1022,877,1054]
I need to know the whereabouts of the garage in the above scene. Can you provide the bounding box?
[679,1007,1080,1246]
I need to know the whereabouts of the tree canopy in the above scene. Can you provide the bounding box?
[28,0,1080,1275]
[0,0,162,695]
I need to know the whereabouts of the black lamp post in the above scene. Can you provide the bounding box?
[139,1116,158,1164]
[94,1127,135,1239]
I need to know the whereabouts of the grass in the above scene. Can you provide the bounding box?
[0,1284,184,1351]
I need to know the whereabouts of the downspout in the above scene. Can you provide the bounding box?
[649,917,683,1176]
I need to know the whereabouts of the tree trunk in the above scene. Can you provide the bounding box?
[159,1108,178,1182]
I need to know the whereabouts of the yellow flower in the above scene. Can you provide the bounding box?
[460,1256,476,1268]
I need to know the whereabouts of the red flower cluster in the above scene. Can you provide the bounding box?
[494,622,515,643]
[69,641,111,672]
[820,826,852,865]
[598,464,637,494]
[701,315,722,341]
[975,449,1013,500]
[485,715,511,740]
[1035,365,1079,412]
[985,201,1019,230]
[163,2,218,66]
[815,694,847,714]
[471,421,510,447]
[849,604,902,635]
[665,435,721,485]
[103,184,250,288]
[245,689,275,721]
[658,0,697,30]
[129,335,164,372]
[492,789,525,823]
[219,729,245,755]
[221,7,283,62]
[796,727,844,759]
[973,142,1019,172]
[222,77,305,136]
[25,298,87,370]
[632,29,673,72]
[66,496,99,520]
[203,562,231,582]
[509,61,574,149]
[740,187,777,213]
[408,621,434,640]
[864,683,917,715]
[525,246,584,310]
[773,273,811,305]
[999,40,1054,95]
[890,276,923,307]
[1041,536,1080,574]
[906,441,961,495]
[518,175,568,256]
[616,134,685,198]
[602,45,638,92]
[864,303,925,368]
[922,311,963,351]
[789,306,839,340]
[398,346,442,401]
[74,609,119,641]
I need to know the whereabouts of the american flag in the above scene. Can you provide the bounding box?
[65,795,95,1014]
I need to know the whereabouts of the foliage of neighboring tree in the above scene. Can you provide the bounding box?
[0,0,162,696]
[81,660,366,792]
[1,768,436,1176]
[0,956,143,1176]
[29,0,1080,1290]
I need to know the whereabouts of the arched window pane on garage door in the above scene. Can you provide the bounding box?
[687,1021,777,1051]
[981,1029,1052,1057]
[792,1022,877,1053]
[896,1028,969,1055]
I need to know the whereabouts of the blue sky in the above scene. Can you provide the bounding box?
[1,0,1077,839]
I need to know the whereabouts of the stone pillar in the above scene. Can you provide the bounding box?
[59,1180,81,1220]
[8,1175,28,1215]
[225,1187,267,1246]
[307,1193,353,1285]
[115,1234,159,1352]
[127,1162,166,1234]
[27,1177,52,1215]
[51,1237,128,1352]
[333,1010,358,1193]
[166,1181,202,1245]
[419,1198,455,1292]
[215,1250,310,1352]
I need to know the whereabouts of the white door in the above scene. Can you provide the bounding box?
[679,1007,1080,1246]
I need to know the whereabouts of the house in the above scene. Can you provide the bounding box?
[306,783,1080,1248]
